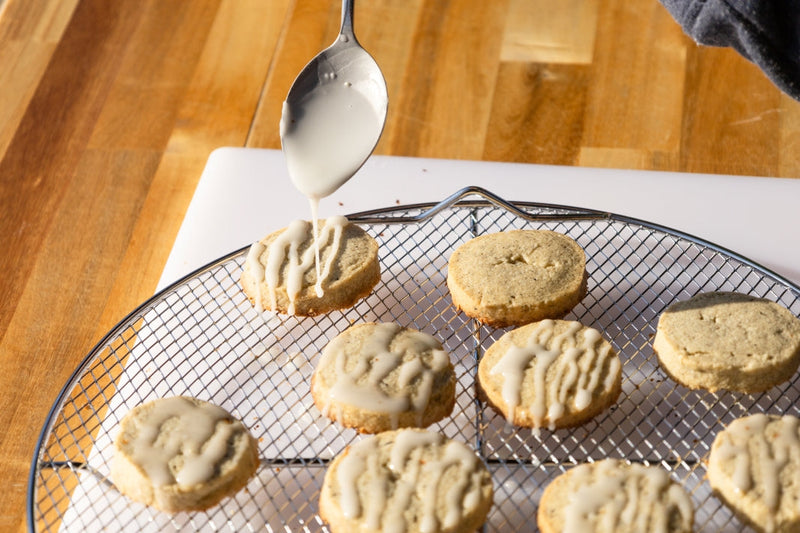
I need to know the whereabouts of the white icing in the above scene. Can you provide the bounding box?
[439,441,481,530]
[364,452,387,529]
[280,81,383,201]
[247,216,348,314]
[176,422,235,486]
[245,242,266,312]
[389,430,442,472]
[320,324,449,428]
[280,63,384,312]
[309,198,323,297]
[562,461,692,533]
[488,320,619,429]
[337,436,376,519]
[126,397,238,488]
[335,430,484,532]
[715,414,800,517]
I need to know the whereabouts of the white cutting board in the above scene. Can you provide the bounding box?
[159,148,800,290]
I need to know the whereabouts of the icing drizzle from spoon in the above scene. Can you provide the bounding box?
[246,216,348,314]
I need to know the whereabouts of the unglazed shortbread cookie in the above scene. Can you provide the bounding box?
[240,216,380,316]
[446,230,587,328]
[311,322,456,434]
[319,429,493,533]
[537,459,694,533]
[111,396,260,512]
[708,414,800,533]
[477,319,621,430]
[653,291,800,393]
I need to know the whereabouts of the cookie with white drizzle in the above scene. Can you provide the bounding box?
[240,216,380,316]
[537,459,694,533]
[319,429,493,533]
[477,319,621,431]
[708,414,800,533]
[312,322,456,433]
[111,396,259,512]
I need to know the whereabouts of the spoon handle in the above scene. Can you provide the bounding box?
[339,0,356,42]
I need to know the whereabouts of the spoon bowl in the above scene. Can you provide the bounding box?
[280,0,388,200]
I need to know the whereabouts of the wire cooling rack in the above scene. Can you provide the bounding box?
[29,186,800,532]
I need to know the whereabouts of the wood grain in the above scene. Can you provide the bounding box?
[484,62,590,164]
[2,0,799,531]
[501,0,598,64]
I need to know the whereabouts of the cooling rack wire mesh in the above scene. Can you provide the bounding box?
[29,187,800,532]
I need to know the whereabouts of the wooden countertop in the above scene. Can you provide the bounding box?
[2,0,799,530]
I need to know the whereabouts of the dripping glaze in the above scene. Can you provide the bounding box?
[488,320,620,430]
[247,216,349,314]
[126,397,239,488]
[335,430,486,533]
[279,63,384,293]
[319,323,450,429]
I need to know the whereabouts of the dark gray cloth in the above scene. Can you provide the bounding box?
[659,0,800,100]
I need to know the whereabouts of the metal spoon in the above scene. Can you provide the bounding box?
[280,0,388,200]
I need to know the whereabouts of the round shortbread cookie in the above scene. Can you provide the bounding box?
[537,459,694,533]
[319,429,493,533]
[446,229,587,328]
[111,396,260,512]
[478,319,621,430]
[240,216,380,316]
[311,322,456,434]
[708,414,800,533]
[653,291,800,393]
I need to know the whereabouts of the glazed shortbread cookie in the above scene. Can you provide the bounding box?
[241,216,380,316]
[446,230,587,328]
[709,414,800,533]
[111,396,259,512]
[537,459,694,533]
[312,323,456,433]
[478,319,621,430]
[319,429,493,533]
[654,292,800,393]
